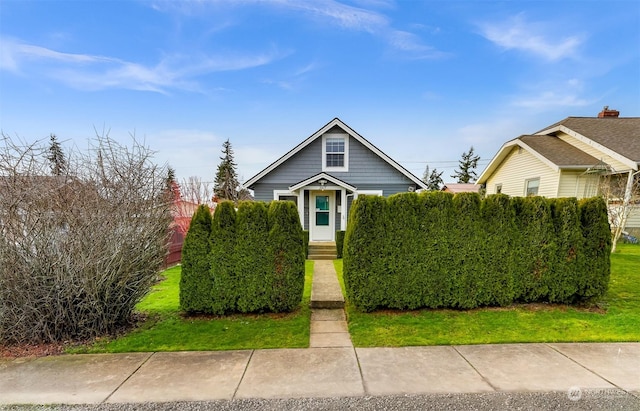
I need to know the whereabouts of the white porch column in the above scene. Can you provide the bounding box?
[298,188,305,229]
[341,189,347,231]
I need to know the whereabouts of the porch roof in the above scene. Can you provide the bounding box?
[289,172,357,192]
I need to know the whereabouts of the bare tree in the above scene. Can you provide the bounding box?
[0,132,172,344]
[599,170,640,253]
[181,176,214,207]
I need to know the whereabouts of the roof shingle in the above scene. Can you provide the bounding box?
[519,135,601,167]
[539,117,640,163]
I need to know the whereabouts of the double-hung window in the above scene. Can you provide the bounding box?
[525,178,540,196]
[322,134,348,171]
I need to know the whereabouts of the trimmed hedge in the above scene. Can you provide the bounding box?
[343,192,611,312]
[267,201,306,312]
[179,204,213,313]
[578,197,611,300]
[179,200,305,314]
[235,201,270,313]
[210,201,238,314]
[336,230,346,258]
[303,230,309,259]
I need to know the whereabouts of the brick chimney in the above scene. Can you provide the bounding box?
[598,106,620,118]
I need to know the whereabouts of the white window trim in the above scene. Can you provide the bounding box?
[274,189,304,227]
[322,133,349,172]
[495,183,502,194]
[354,189,383,199]
[273,189,298,201]
[524,178,540,196]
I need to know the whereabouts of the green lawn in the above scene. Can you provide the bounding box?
[338,243,640,346]
[69,261,313,353]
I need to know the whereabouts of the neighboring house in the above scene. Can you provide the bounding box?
[477,107,640,234]
[164,200,200,267]
[441,183,481,194]
[244,118,427,242]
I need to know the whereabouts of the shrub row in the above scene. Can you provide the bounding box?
[343,192,611,312]
[180,201,305,314]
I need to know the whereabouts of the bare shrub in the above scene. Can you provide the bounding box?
[0,133,172,344]
[599,171,640,252]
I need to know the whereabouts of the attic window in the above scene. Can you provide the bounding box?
[322,134,349,171]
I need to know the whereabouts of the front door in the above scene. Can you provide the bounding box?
[311,191,334,241]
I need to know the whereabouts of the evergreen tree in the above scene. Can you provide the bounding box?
[214,139,240,202]
[422,165,430,184]
[451,146,480,183]
[47,134,67,176]
[422,165,444,191]
[165,166,181,201]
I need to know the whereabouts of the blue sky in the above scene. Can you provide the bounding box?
[1,0,639,185]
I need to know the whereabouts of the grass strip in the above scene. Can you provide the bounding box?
[70,260,313,353]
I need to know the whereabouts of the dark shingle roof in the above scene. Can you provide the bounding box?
[539,117,640,163]
[519,135,601,167]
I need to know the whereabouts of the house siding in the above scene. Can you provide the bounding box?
[485,147,560,197]
[255,134,416,187]
[556,132,630,171]
[557,170,600,198]
[627,205,640,229]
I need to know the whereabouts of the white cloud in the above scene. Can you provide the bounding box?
[150,129,282,183]
[510,77,593,110]
[0,37,288,93]
[152,129,222,181]
[478,14,583,61]
[152,0,444,59]
[512,91,592,109]
[274,0,388,33]
[385,30,446,59]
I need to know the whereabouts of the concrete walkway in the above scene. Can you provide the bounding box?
[309,260,352,348]
[1,260,639,406]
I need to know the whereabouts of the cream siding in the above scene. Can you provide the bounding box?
[556,132,630,172]
[627,205,640,229]
[485,147,559,197]
[557,171,600,199]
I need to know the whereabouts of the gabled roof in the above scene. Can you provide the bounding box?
[519,135,600,167]
[441,183,481,193]
[537,117,640,168]
[478,116,640,184]
[289,172,357,192]
[244,118,427,189]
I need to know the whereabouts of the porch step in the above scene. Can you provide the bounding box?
[308,242,337,260]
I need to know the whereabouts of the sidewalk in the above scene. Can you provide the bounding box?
[1,260,639,405]
[1,342,639,404]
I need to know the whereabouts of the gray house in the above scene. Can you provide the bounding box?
[244,118,427,242]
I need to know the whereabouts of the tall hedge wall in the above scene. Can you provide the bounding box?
[179,204,213,313]
[343,192,611,312]
[210,201,238,314]
[179,200,305,314]
[267,201,306,312]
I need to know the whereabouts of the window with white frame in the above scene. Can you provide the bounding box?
[525,178,540,196]
[273,190,298,207]
[322,134,348,171]
[355,190,383,198]
[495,183,502,194]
